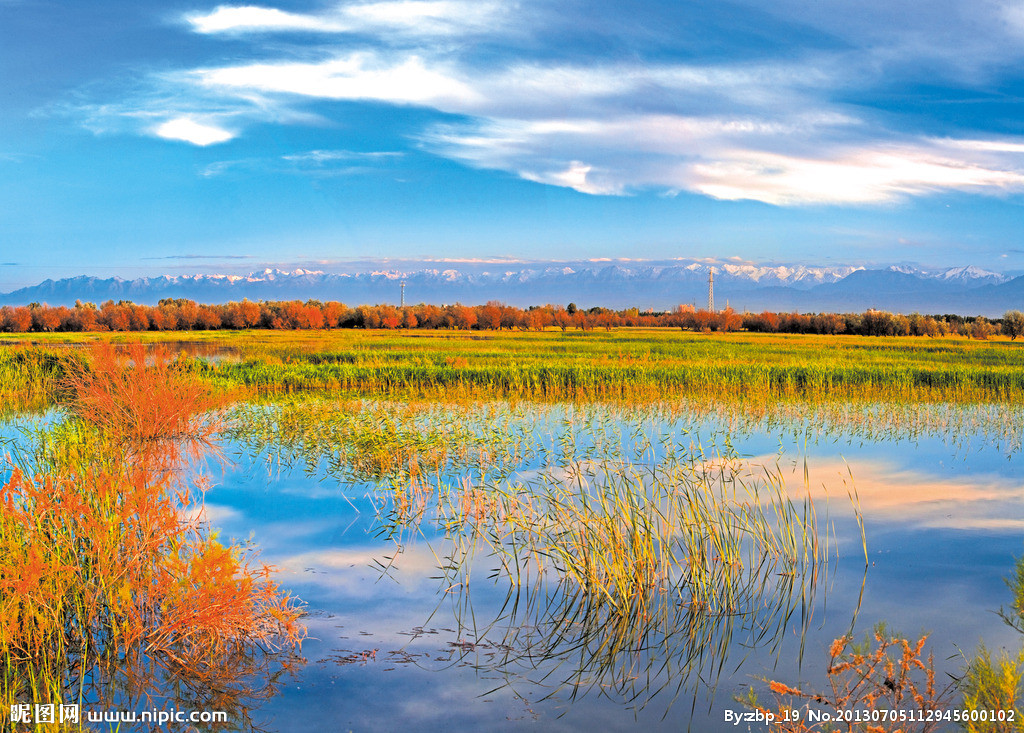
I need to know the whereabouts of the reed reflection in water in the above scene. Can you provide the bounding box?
[227,398,866,720]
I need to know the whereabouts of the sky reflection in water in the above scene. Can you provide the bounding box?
[170,402,1024,732]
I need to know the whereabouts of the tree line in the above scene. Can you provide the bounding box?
[1,299,1022,340]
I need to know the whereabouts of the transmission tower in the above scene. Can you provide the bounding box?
[707,269,715,312]
[400,280,406,308]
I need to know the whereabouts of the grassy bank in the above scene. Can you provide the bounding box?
[3,328,1024,404]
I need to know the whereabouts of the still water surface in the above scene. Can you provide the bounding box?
[202,402,1024,731]
[4,400,1023,731]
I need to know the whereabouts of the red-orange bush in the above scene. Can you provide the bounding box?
[750,627,950,732]
[1,343,304,710]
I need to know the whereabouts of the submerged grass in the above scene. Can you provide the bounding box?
[416,443,836,708]
[228,397,851,708]
[226,398,533,484]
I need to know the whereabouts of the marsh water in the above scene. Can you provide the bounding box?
[5,398,1024,731]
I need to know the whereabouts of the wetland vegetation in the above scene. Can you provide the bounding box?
[1,345,303,731]
[5,328,1024,405]
[2,328,1024,730]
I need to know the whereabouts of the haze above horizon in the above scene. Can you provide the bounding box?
[2,1,1024,290]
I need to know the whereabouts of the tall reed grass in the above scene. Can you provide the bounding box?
[417,449,837,709]
[208,358,1024,402]
[226,394,846,707]
[6,329,1024,406]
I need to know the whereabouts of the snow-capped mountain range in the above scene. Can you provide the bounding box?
[1,260,1021,316]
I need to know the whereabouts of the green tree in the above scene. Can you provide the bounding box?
[1003,310,1024,340]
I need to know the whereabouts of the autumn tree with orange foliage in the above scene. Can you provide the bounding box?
[0,296,1010,338]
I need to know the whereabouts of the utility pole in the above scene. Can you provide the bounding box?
[400,280,406,308]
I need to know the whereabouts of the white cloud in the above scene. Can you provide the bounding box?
[691,145,1024,205]
[183,49,843,127]
[152,116,235,145]
[79,1,1024,203]
[186,0,510,37]
[134,45,1024,200]
[194,53,480,107]
[186,5,347,33]
[425,112,1024,204]
[521,161,621,195]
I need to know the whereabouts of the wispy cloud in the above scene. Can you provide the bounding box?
[142,46,1024,202]
[690,141,1024,205]
[187,52,829,120]
[65,73,325,143]
[201,148,403,177]
[426,111,1024,203]
[186,5,349,34]
[141,254,255,260]
[0,152,36,163]
[281,149,402,163]
[341,0,509,34]
[68,0,1024,206]
[193,53,479,107]
[186,1,511,37]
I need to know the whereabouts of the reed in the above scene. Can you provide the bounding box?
[441,452,831,708]
[0,346,73,415]
[207,358,1024,403]
[355,410,841,706]
[7,329,1024,406]
[434,449,826,617]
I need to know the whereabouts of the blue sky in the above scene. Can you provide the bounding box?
[2,0,1024,290]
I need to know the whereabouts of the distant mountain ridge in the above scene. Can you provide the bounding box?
[1,261,1021,317]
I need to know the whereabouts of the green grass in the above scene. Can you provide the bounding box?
[6,328,1024,404]
[0,347,75,414]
